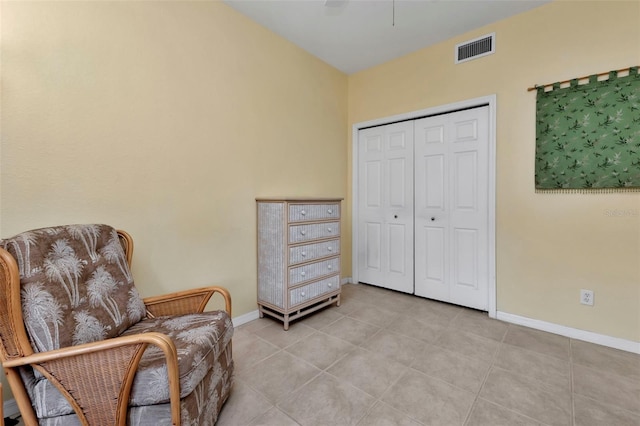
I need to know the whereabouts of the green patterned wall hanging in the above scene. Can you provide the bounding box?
[535,66,640,193]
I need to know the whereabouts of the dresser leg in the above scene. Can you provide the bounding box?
[336,294,341,307]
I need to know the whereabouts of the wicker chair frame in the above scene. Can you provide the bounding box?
[0,229,232,426]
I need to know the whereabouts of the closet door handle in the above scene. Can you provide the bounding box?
[431,217,435,221]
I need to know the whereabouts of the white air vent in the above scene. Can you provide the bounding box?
[455,33,495,64]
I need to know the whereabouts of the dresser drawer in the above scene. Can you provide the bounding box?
[289,257,340,286]
[289,222,340,244]
[289,275,340,307]
[289,203,340,223]
[289,239,340,265]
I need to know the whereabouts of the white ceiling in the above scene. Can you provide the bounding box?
[223,0,550,74]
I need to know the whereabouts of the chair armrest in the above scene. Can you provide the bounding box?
[3,332,181,426]
[143,286,232,318]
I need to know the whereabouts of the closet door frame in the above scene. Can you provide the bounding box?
[351,94,497,318]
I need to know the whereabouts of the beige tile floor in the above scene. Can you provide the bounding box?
[5,283,639,426]
[218,283,640,426]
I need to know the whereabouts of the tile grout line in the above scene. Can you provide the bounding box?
[234,285,640,426]
[342,292,464,425]
[370,298,496,425]
[224,376,276,426]
[569,338,576,426]
[272,324,381,424]
[462,324,557,426]
[331,322,420,425]
[236,328,327,415]
[371,364,426,426]
[461,321,508,425]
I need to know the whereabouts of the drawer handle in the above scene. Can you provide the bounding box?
[301,210,306,216]
[328,283,332,288]
[301,292,306,297]
[327,209,333,214]
[327,247,333,252]
[327,265,332,270]
[301,251,307,257]
[301,230,306,236]
[301,271,306,276]
[327,228,332,233]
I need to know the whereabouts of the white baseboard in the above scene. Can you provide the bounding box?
[497,311,640,354]
[341,277,353,285]
[3,397,19,418]
[232,310,260,327]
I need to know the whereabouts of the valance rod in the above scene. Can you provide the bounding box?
[527,65,639,92]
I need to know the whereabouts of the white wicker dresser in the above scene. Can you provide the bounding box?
[256,198,342,330]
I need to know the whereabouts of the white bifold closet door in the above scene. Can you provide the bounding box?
[357,106,489,311]
[357,121,414,294]
[414,106,489,310]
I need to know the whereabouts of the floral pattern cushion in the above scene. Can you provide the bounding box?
[125,311,234,405]
[3,224,235,423]
[35,340,234,425]
[26,311,234,419]
[0,224,146,352]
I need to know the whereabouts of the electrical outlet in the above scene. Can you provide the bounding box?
[580,289,594,306]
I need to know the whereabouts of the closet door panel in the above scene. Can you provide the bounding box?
[414,106,489,310]
[449,107,489,310]
[357,122,414,294]
[416,224,448,301]
[388,223,408,274]
[453,151,478,211]
[452,228,478,288]
[365,161,382,208]
[364,222,382,271]
[389,158,408,207]
[415,118,450,301]
[424,154,445,210]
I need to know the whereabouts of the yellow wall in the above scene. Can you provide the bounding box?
[1,1,347,401]
[1,0,639,408]
[349,1,640,342]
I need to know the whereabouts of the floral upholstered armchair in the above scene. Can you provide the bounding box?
[0,224,234,425]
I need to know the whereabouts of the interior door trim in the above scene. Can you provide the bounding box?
[352,94,497,318]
